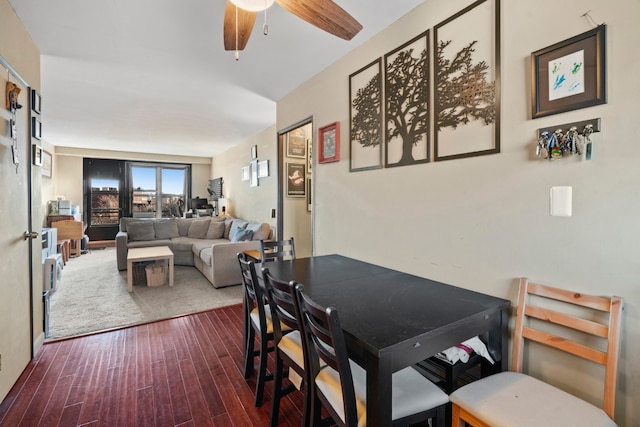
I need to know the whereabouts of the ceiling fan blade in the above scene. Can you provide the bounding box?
[223,1,257,51]
[275,0,362,40]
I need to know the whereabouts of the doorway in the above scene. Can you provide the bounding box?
[277,118,313,258]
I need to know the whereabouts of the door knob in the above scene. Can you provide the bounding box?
[24,231,39,240]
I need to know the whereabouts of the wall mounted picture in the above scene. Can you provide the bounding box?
[349,58,383,172]
[32,117,42,140]
[307,138,313,173]
[531,25,606,119]
[258,160,269,178]
[286,163,306,197]
[307,177,312,211]
[32,144,43,166]
[318,121,340,163]
[434,0,500,161]
[42,149,52,178]
[31,90,41,114]
[286,128,307,158]
[384,30,430,168]
[241,165,249,181]
[249,159,259,187]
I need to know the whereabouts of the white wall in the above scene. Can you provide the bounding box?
[278,0,639,424]
[212,125,278,229]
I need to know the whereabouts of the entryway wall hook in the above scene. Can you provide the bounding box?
[535,118,601,161]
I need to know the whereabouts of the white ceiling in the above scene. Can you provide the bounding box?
[9,0,423,158]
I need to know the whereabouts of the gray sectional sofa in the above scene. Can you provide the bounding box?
[116,216,271,288]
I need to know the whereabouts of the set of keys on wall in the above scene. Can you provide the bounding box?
[536,124,594,160]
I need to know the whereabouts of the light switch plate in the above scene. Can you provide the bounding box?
[550,186,572,216]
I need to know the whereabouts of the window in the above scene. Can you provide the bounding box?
[90,179,120,225]
[128,163,190,218]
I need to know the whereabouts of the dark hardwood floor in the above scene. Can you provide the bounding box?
[0,304,305,427]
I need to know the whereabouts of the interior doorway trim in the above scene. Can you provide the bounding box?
[277,116,314,254]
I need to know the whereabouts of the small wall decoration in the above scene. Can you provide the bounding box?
[307,177,312,211]
[434,0,500,161]
[384,30,430,168]
[258,160,269,178]
[32,117,42,140]
[241,166,249,181]
[318,121,340,163]
[286,128,307,158]
[286,162,306,197]
[42,149,52,178]
[32,144,43,166]
[531,25,606,119]
[249,159,259,187]
[349,58,383,172]
[251,144,257,159]
[31,90,41,114]
[307,138,313,173]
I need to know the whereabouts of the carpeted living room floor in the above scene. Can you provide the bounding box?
[48,247,243,339]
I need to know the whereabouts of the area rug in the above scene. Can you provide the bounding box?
[48,247,243,339]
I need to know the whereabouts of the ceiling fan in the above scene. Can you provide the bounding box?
[223,0,363,53]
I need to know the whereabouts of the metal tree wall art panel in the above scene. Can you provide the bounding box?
[384,31,430,168]
[349,58,383,172]
[434,0,500,161]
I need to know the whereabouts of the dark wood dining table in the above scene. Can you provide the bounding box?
[261,254,510,427]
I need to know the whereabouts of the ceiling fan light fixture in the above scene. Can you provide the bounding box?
[229,0,274,12]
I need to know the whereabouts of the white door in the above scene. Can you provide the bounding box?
[0,72,39,401]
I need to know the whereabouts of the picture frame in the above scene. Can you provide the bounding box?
[307,138,313,173]
[349,58,383,172]
[384,30,430,168]
[433,0,500,161]
[286,128,307,158]
[307,177,312,212]
[241,165,249,181]
[251,144,257,159]
[531,25,606,119]
[31,89,41,114]
[42,149,52,178]
[258,159,269,178]
[32,117,42,140]
[318,121,340,163]
[32,144,43,166]
[286,162,306,197]
[249,159,259,187]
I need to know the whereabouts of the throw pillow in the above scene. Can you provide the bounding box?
[223,217,236,239]
[187,219,211,239]
[231,228,253,242]
[246,222,271,241]
[127,221,155,241]
[154,218,179,239]
[205,220,225,239]
[229,219,248,241]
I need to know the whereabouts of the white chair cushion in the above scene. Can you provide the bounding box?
[450,371,617,427]
[249,305,292,335]
[315,361,448,427]
[278,330,304,369]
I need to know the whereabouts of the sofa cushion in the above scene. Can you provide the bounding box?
[229,219,249,241]
[128,239,172,248]
[206,220,225,239]
[231,228,253,242]
[176,218,192,236]
[154,218,179,239]
[223,216,236,239]
[188,219,211,238]
[199,247,213,266]
[246,222,271,241]
[170,236,200,252]
[127,221,156,241]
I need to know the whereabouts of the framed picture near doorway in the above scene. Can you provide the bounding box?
[42,149,52,178]
[286,163,306,197]
[318,121,340,163]
[286,128,307,158]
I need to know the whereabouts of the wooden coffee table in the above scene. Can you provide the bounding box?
[126,246,174,292]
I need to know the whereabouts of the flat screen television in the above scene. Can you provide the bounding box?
[190,198,209,210]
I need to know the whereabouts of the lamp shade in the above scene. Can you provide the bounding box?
[229,0,275,12]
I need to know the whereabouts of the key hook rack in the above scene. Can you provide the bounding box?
[536,118,601,160]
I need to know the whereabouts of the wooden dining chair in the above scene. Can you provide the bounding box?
[450,278,623,427]
[295,285,449,427]
[260,237,296,263]
[262,267,310,427]
[237,252,276,407]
